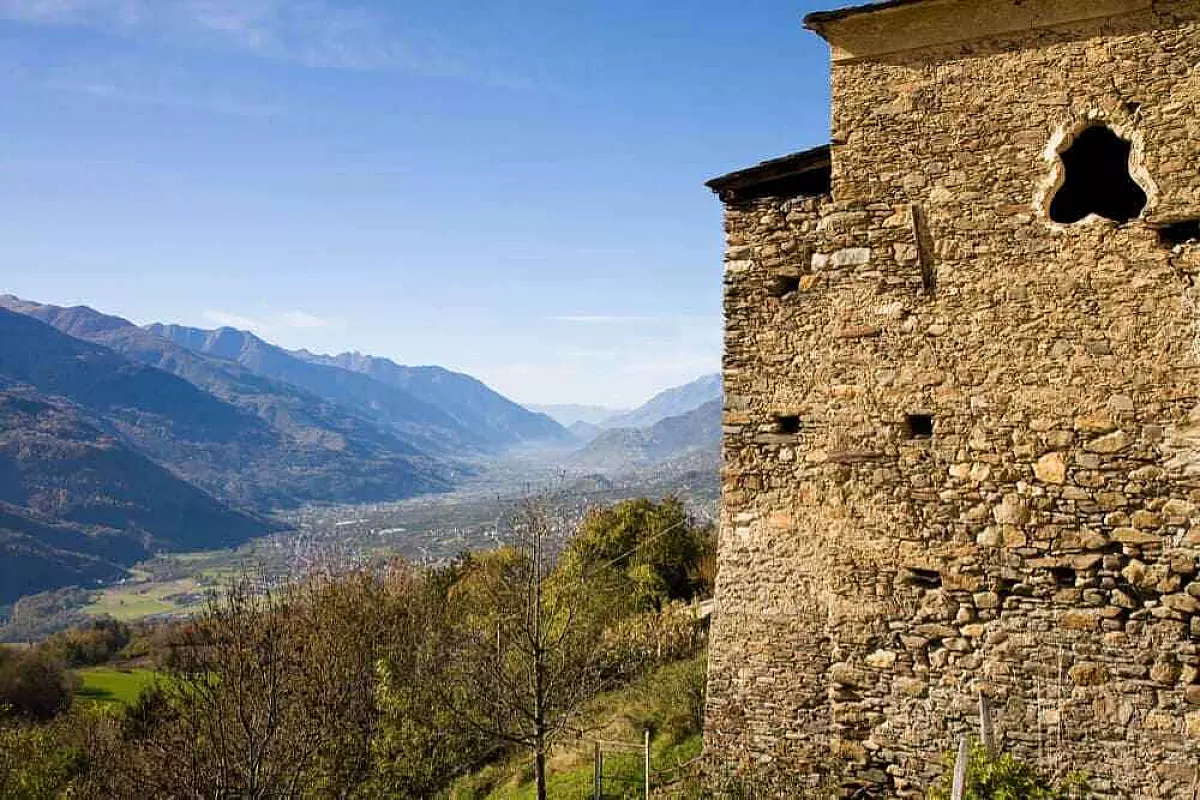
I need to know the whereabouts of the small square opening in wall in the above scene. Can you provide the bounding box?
[905,414,933,438]
[1159,220,1200,246]
[772,275,801,297]
[775,415,802,435]
[1048,566,1076,588]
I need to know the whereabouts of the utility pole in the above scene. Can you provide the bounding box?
[593,741,602,800]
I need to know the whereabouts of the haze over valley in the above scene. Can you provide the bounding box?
[0,294,720,630]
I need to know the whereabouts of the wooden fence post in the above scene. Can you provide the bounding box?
[644,728,651,799]
[950,735,969,800]
[978,690,996,754]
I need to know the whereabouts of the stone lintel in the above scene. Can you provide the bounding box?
[804,0,1153,63]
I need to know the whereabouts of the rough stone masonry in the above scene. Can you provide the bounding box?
[704,0,1200,796]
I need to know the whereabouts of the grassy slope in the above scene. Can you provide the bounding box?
[452,653,706,800]
[76,667,156,707]
[482,736,702,800]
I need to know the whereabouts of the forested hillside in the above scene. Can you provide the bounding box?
[0,498,715,798]
[0,390,269,604]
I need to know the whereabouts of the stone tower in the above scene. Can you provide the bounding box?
[704,0,1200,795]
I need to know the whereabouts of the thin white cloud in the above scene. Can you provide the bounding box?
[277,310,334,329]
[0,0,530,85]
[559,347,619,361]
[549,314,665,325]
[618,356,719,375]
[202,309,265,332]
[48,76,282,116]
[202,309,340,335]
[483,348,720,408]
[0,0,132,25]
[502,248,637,263]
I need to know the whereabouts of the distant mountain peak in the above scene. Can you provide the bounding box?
[291,348,569,447]
[573,398,721,471]
[528,403,626,427]
[601,373,722,430]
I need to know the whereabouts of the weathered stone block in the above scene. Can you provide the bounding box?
[1086,431,1131,454]
[865,650,897,669]
[1034,451,1067,484]
[972,591,1000,609]
[1187,711,1200,740]
[830,247,871,267]
[1163,593,1200,614]
[1112,528,1162,546]
[1069,663,1109,686]
[992,501,1030,526]
[1060,610,1099,631]
[1130,510,1161,529]
[1075,411,1116,434]
[828,662,868,688]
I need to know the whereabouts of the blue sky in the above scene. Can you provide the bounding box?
[0,0,852,407]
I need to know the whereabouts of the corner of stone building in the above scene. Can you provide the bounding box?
[705,1,1200,797]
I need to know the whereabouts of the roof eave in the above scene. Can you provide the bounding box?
[706,145,832,205]
[803,0,931,38]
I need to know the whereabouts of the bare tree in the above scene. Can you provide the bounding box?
[115,578,338,799]
[441,495,620,800]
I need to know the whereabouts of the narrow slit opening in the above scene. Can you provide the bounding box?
[911,203,937,295]
[901,567,942,589]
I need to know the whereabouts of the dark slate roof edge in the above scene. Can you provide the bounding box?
[705,145,831,197]
[803,0,931,31]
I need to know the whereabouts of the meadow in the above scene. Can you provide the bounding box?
[76,668,156,707]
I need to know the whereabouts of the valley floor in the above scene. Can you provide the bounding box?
[1,454,717,640]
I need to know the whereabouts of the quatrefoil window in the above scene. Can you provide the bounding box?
[1048,125,1147,224]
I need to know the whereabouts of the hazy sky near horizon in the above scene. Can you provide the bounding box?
[0,0,853,407]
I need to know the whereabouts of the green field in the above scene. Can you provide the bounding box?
[76,667,157,707]
[82,578,213,621]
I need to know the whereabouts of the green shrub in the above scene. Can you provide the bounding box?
[658,759,826,799]
[0,649,75,720]
[41,617,131,667]
[0,708,115,799]
[565,497,716,612]
[928,742,1088,800]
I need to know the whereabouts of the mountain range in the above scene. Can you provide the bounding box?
[529,404,627,427]
[0,296,570,601]
[294,350,565,448]
[0,355,271,604]
[530,377,720,431]
[0,293,720,604]
[573,398,722,470]
[601,373,721,429]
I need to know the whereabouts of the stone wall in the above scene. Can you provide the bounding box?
[706,1,1200,796]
